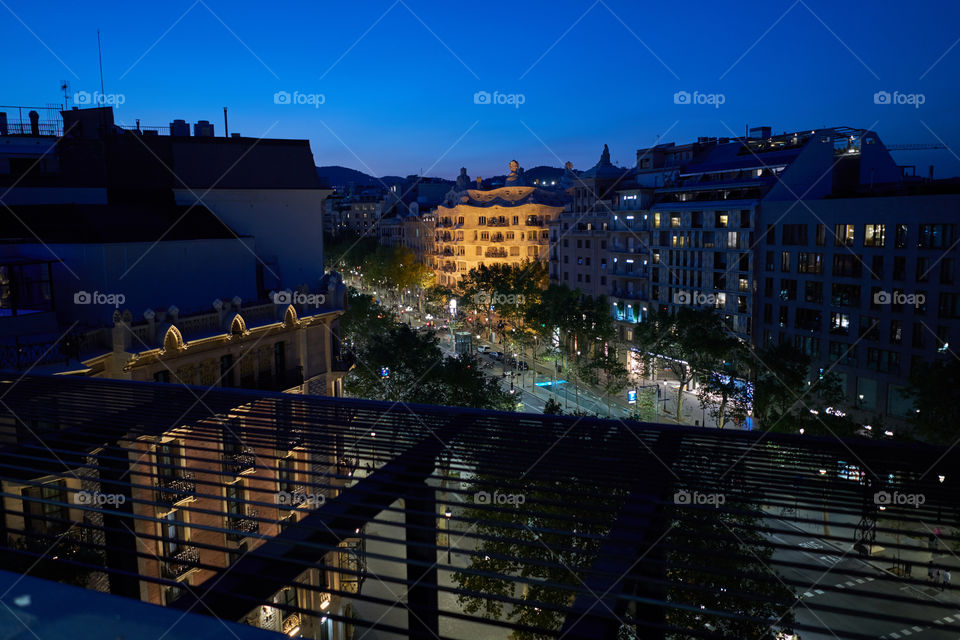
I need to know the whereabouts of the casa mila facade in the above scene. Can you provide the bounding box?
[432,162,566,288]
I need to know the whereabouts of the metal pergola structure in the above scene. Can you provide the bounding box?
[0,374,958,639]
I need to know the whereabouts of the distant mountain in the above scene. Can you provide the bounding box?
[317,165,569,191]
[316,167,436,190]
[316,166,381,189]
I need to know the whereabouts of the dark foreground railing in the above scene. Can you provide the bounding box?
[0,374,957,640]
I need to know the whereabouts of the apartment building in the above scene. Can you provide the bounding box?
[549,127,952,424]
[549,146,631,297]
[757,191,960,425]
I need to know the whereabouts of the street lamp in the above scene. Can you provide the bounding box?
[444,508,452,563]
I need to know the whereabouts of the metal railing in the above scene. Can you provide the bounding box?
[222,447,255,476]
[161,545,200,579]
[226,510,260,541]
[0,374,957,640]
[156,473,196,506]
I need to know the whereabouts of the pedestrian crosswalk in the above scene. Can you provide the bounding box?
[833,576,876,590]
[880,612,960,638]
[800,575,877,598]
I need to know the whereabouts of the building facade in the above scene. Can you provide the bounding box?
[436,162,563,288]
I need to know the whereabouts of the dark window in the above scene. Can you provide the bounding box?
[815,224,826,247]
[805,281,823,304]
[893,256,906,281]
[859,316,879,341]
[779,279,797,301]
[781,224,808,245]
[21,481,68,535]
[220,355,234,387]
[795,308,821,331]
[895,224,908,248]
[831,283,861,307]
[941,259,954,284]
[832,254,863,278]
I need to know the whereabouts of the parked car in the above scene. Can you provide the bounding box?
[477,345,491,353]
[489,351,503,361]
[516,360,529,371]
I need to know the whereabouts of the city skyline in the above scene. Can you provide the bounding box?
[4,0,960,178]
[4,3,960,639]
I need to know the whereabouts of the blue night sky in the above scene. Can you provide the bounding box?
[5,0,960,180]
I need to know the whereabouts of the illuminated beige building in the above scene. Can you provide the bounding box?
[434,162,567,288]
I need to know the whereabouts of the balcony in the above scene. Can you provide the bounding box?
[525,217,544,226]
[332,351,356,372]
[484,248,507,258]
[489,234,505,243]
[609,244,648,255]
[156,473,196,507]
[222,447,255,476]
[161,545,200,579]
[441,265,457,273]
[226,510,260,541]
[610,289,647,301]
[486,220,507,227]
[282,612,302,636]
[609,267,649,279]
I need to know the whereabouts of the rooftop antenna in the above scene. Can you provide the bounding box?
[60,81,70,109]
[97,30,105,106]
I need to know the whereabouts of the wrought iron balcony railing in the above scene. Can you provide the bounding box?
[155,472,196,506]
[161,545,199,579]
[222,447,255,476]
[226,510,260,541]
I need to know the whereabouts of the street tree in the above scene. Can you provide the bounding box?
[339,289,394,352]
[343,323,513,411]
[751,343,852,435]
[634,308,734,421]
[903,357,959,444]
[697,339,753,428]
[576,347,630,415]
